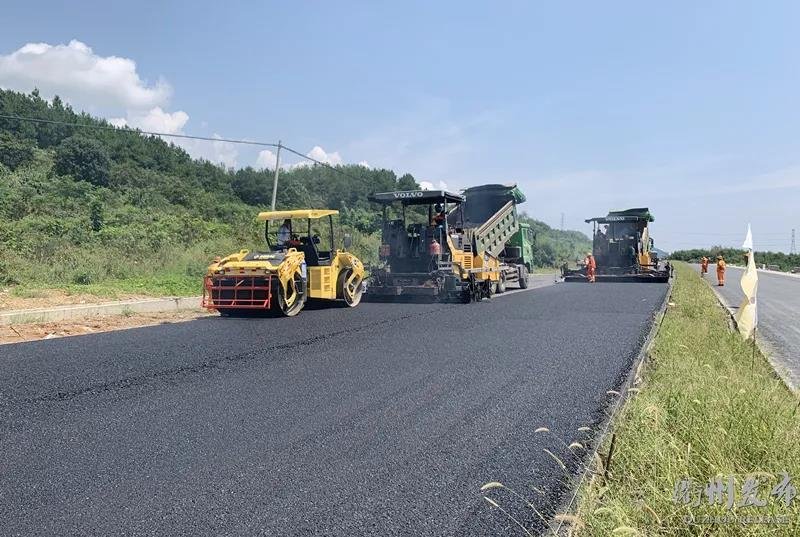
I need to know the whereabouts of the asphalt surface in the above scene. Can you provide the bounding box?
[703,265,800,391]
[1,279,668,536]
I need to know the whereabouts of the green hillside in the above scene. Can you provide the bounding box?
[0,89,588,299]
[519,214,591,268]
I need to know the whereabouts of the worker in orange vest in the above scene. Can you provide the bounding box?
[429,237,442,256]
[585,251,597,283]
[700,256,709,276]
[716,255,726,286]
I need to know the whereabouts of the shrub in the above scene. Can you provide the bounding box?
[54,136,112,186]
[0,133,35,170]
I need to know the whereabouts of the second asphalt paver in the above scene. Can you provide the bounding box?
[0,280,669,536]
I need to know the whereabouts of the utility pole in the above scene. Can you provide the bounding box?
[270,140,282,211]
[791,228,797,255]
[560,212,565,231]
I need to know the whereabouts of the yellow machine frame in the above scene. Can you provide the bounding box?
[203,209,364,316]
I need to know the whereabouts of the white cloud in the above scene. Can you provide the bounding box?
[256,145,356,170]
[0,39,224,162]
[419,180,449,191]
[0,40,170,110]
[110,107,189,135]
[208,135,238,168]
[256,149,278,170]
[1,40,367,173]
[282,145,344,169]
[128,107,189,135]
[176,134,239,169]
[306,145,342,166]
[110,107,235,167]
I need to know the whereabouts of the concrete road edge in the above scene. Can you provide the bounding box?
[0,296,203,326]
[706,280,798,393]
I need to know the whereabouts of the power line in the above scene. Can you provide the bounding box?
[0,113,370,184]
[0,113,280,148]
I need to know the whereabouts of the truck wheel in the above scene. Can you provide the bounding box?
[495,275,506,294]
[484,279,494,299]
[460,277,476,303]
[518,265,529,289]
[460,287,473,303]
[337,268,363,307]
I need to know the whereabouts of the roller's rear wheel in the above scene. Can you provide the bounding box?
[338,268,363,307]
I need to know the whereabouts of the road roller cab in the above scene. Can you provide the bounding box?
[203,209,365,316]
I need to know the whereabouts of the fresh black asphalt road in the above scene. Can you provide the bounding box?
[1,281,668,536]
[705,265,800,391]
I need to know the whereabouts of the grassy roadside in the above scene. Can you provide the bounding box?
[574,262,800,535]
[8,272,202,301]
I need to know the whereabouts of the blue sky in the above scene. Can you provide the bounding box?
[2,1,799,252]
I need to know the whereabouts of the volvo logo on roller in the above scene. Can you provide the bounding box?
[393,191,425,199]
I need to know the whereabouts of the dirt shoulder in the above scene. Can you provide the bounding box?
[1,309,212,345]
[0,287,154,312]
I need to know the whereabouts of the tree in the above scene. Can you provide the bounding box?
[89,198,104,232]
[54,136,112,186]
[0,133,35,170]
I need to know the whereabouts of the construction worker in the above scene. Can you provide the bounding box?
[429,237,442,256]
[628,244,638,271]
[585,251,597,283]
[700,256,709,276]
[716,255,726,286]
[432,203,446,226]
[277,219,291,248]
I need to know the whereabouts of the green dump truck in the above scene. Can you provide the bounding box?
[460,184,536,291]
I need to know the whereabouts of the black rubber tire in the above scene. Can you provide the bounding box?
[460,281,474,303]
[495,275,506,294]
[518,265,529,289]
[484,280,494,299]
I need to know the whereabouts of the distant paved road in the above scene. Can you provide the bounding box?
[0,280,667,536]
[703,265,800,391]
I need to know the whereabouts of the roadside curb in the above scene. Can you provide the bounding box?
[553,273,675,534]
[0,296,203,326]
[726,264,800,280]
[705,277,798,393]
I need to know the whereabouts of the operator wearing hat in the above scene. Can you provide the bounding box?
[432,203,446,226]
